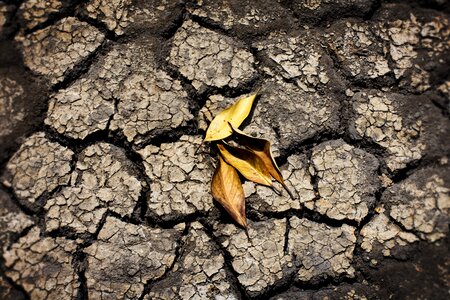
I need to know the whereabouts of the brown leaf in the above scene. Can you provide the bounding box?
[211,156,247,228]
[204,92,258,142]
[229,124,282,181]
[217,143,273,187]
[229,123,295,199]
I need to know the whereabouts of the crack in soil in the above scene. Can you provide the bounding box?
[137,222,191,300]
[18,0,89,35]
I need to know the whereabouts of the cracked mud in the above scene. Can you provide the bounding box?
[0,1,449,300]
[85,216,184,299]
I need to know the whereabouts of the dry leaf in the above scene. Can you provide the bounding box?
[211,156,247,228]
[217,143,273,187]
[229,123,295,199]
[229,123,282,181]
[204,92,258,142]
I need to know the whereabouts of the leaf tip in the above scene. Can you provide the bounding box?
[239,215,248,229]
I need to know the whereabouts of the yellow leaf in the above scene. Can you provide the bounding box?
[217,143,273,187]
[204,92,258,142]
[229,124,296,199]
[211,156,247,228]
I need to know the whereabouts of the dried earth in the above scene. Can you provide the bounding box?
[0,0,449,299]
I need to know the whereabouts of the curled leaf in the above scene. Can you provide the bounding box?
[229,123,282,181]
[211,156,247,228]
[204,92,258,142]
[217,143,273,187]
[229,123,295,199]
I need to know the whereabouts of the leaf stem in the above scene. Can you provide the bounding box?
[282,183,296,200]
[194,139,204,155]
[270,185,282,196]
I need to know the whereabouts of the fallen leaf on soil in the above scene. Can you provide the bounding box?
[229,123,295,199]
[204,92,258,142]
[211,156,247,228]
[217,143,273,187]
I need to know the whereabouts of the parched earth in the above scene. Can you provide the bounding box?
[1,0,449,299]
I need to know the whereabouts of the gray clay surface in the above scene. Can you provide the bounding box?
[0,1,449,299]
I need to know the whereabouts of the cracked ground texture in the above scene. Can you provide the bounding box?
[0,1,449,300]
